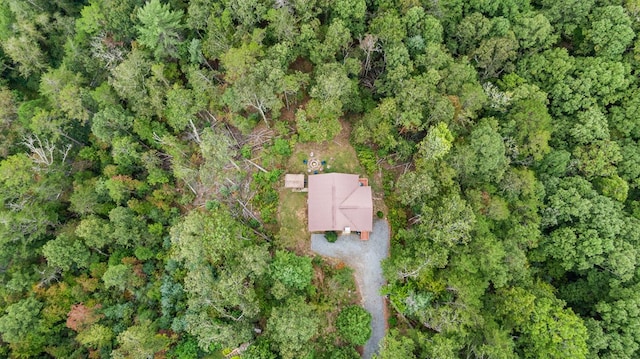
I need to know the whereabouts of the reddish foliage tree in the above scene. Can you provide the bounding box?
[66,303,102,331]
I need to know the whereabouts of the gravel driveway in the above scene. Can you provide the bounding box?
[311,219,390,359]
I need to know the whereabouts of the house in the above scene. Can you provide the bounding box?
[307,173,373,240]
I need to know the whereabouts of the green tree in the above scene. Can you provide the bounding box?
[76,215,112,250]
[136,0,184,59]
[0,297,44,345]
[102,263,143,291]
[568,106,609,146]
[171,209,269,350]
[500,81,552,162]
[453,12,492,56]
[521,296,588,359]
[170,188,234,257]
[439,60,487,125]
[336,305,372,346]
[265,7,298,43]
[76,324,114,349]
[573,140,622,179]
[595,175,628,202]
[584,6,635,60]
[75,0,141,42]
[0,152,65,247]
[537,176,638,281]
[392,72,443,133]
[91,105,133,143]
[164,85,201,134]
[416,122,454,163]
[404,7,443,47]
[309,62,355,115]
[108,206,150,248]
[513,13,557,53]
[2,34,47,77]
[542,56,631,116]
[221,36,307,127]
[111,136,142,174]
[112,322,171,359]
[473,33,519,79]
[369,10,406,45]
[541,0,594,38]
[295,108,342,143]
[330,0,366,33]
[351,98,401,154]
[224,59,287,126]
[39,65,89,123]
[309,19,352,64]
[377,43,413,94]
[489,283,589,358]
[42,233,91,271]
[228,0,269,32]
[270,250,313,292]
[109,48,154,117]
[184,308,254,351]
[588,283,640,358]
[454,118,509,185]
[267,297,320,359]
[379,329,417,359]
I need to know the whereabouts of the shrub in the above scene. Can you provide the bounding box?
[205,200,220,211]
[355,145,377,175]
[325,231,338,243]
[252,170,282,224]
[273,138,292,156]
[336,305,372,346]
[240,144,252,159]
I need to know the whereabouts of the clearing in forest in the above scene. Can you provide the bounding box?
[276,120,368,252]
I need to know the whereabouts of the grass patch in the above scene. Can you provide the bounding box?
[276,188,309,251]
[288,141,366,176]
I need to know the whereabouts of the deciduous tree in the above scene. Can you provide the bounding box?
[584,6,635,60]
[267,297,320,359]
[42,233,91,271]
[112,322,170,359]
[336,305,371,345]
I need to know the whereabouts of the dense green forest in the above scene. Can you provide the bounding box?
[1,0,640,357]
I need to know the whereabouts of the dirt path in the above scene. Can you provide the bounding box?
[311,220,390,359]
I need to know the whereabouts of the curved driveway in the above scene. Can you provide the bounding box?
[311,219,390,359]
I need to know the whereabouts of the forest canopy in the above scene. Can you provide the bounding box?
[1,0,640,358]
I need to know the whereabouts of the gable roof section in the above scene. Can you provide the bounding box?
[340,186,373,230]
[308,173,373,232]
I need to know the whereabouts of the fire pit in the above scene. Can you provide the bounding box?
[308,158,322,171]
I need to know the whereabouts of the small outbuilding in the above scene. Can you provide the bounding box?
[284,174,305,189]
